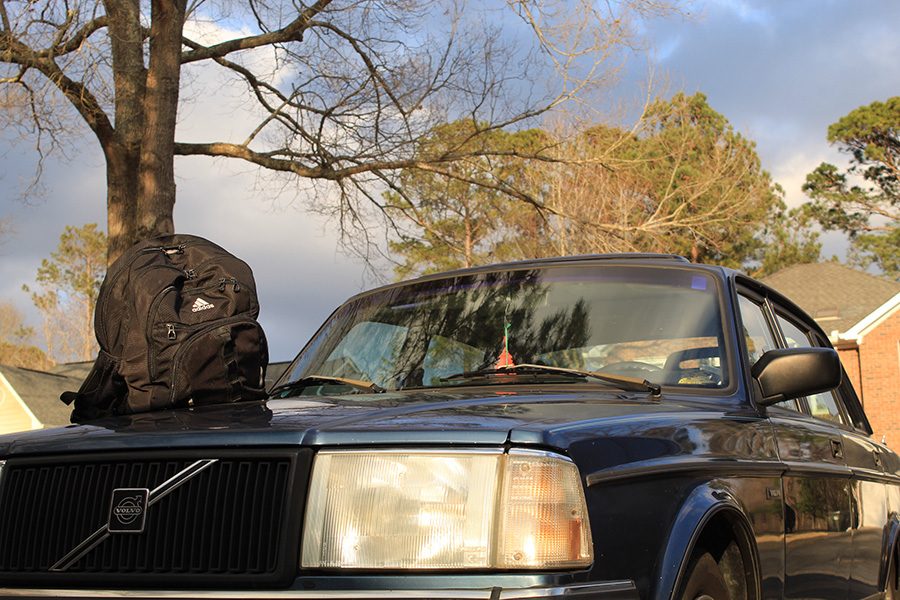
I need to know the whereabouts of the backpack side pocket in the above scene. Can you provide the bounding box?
[61,349,128,423]
[172,319,269,407]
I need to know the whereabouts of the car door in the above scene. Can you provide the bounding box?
[777,316,892,600]
[737,292,852,600]
[773,307,895,600]
[841,425,889,600]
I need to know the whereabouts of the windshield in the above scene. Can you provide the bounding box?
[277,264,730,395]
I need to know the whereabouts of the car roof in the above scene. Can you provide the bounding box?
[356,254,731,301]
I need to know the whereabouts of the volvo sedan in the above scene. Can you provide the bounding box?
[0,254,897,600]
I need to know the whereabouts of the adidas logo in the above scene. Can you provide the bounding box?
[191,298,215,313]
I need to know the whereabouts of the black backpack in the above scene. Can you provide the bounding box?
[63,234,268,422]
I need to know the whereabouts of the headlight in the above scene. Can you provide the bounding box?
[301,448,592,570]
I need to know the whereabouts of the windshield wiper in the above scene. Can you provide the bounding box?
[441,363,661,396]
[270,375,386,397]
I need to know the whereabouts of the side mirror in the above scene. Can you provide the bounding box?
[751,347,842,407]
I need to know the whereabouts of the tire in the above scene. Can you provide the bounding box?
[678,552,731,600]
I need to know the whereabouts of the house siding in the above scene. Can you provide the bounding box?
[857,308,900,449]
[0,373,41,434]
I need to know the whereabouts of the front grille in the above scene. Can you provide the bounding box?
[0,449,309,586]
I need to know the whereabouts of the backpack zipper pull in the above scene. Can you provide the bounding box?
[167,324,177,340]
[219,277,240,292]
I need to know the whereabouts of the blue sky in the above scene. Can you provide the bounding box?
[1,0,898,362]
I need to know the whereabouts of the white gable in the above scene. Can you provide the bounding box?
[837,290,900,344]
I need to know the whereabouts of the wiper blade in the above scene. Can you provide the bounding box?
[441,363,661,396]
[270,375,386,397]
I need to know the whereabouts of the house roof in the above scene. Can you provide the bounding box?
[49,361,95,380]
[0,365,81,428]
[762,262,900,337]
[266,361,290,389]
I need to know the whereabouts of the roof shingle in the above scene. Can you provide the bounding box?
[762,262,900,335]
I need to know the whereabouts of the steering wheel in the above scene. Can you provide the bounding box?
[599,361,663,376]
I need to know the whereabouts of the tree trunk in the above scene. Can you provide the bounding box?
[691,243,702,263]
[103,0,147,265]
[105,143,141,265]
[101,0,184,265]
[137,0,186,242]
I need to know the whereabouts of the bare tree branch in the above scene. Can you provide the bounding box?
[1,0,696,264]
[180,0,334,64]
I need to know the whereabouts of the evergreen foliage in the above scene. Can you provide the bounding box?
[803,97,900,277]
[387,93,820,279]
[23,224,107,363]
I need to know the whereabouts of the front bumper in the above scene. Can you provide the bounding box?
[0,581,639,600]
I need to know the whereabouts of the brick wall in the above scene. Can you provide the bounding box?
[837,346,862,400]
[856,309,900,449]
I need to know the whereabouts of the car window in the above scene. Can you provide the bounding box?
[325,321,408,383]
[737,295,777,366]
[421,335,484,385]
[280,265,732,393]
[776,314,846,425]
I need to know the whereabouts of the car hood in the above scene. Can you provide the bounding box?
[0,387,744,456]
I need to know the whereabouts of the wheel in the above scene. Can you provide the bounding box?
[678,552,731,600]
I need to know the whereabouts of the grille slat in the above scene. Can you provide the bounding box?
[0,451,302,585]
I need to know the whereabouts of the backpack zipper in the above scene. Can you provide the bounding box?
[148,290,256,379]
[97,237,234,348]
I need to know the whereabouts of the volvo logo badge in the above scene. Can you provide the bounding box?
[108,488,149,533]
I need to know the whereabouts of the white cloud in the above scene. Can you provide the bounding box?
[768,151,824,209]
[708,0,774,26]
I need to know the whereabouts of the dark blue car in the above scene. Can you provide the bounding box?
[0,254,897,600]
